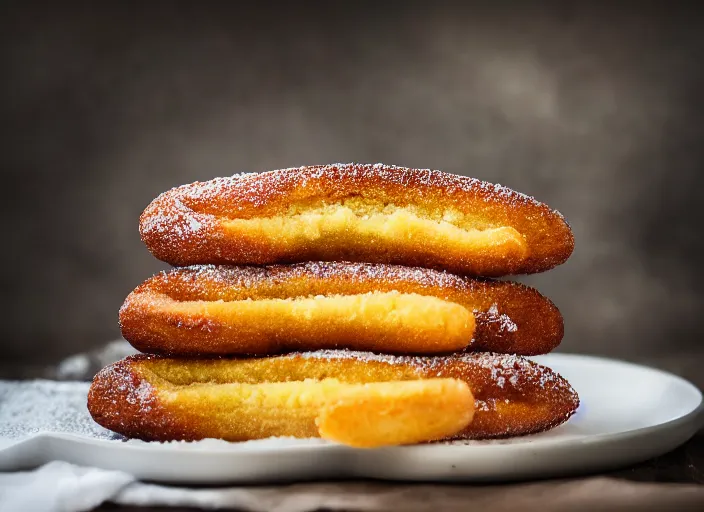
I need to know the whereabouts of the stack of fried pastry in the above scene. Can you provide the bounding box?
[88,163,579,448]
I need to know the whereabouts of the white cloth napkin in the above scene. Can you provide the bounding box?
[3,461,704,512]
[0,462,132,512]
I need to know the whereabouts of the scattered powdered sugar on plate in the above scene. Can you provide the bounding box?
[0,380,118,443]
[0,380,332,451]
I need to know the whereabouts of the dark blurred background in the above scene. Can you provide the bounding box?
[1,2,703,376]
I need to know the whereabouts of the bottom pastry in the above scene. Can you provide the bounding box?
[87,350,579,447]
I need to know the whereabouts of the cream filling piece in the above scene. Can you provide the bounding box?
[222,204,526,254]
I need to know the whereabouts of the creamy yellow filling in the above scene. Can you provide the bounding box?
[159,291,473,345]
[222,202,525,254]
[143,350,421,386]
[164,378,354,407]
[160,377,466,414]
[284,198,489,227]
[155,377,473,447]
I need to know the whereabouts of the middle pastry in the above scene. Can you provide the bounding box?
[120,262,563,356]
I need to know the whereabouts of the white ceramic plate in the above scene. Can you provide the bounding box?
[0,353,702,483]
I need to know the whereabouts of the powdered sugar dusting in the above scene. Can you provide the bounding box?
[265,163,541,206]
[0,380,119,442]
[155,163,551,216]
[139,172,260,247]
[483,303,519,334]
[162,261,472,296]
[139,196,215,249]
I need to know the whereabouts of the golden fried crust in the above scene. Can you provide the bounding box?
[119,263,563,356]
[139,164,574,277]
[87,351,579,442]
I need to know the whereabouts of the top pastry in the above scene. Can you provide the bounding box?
[140,163,574,276]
